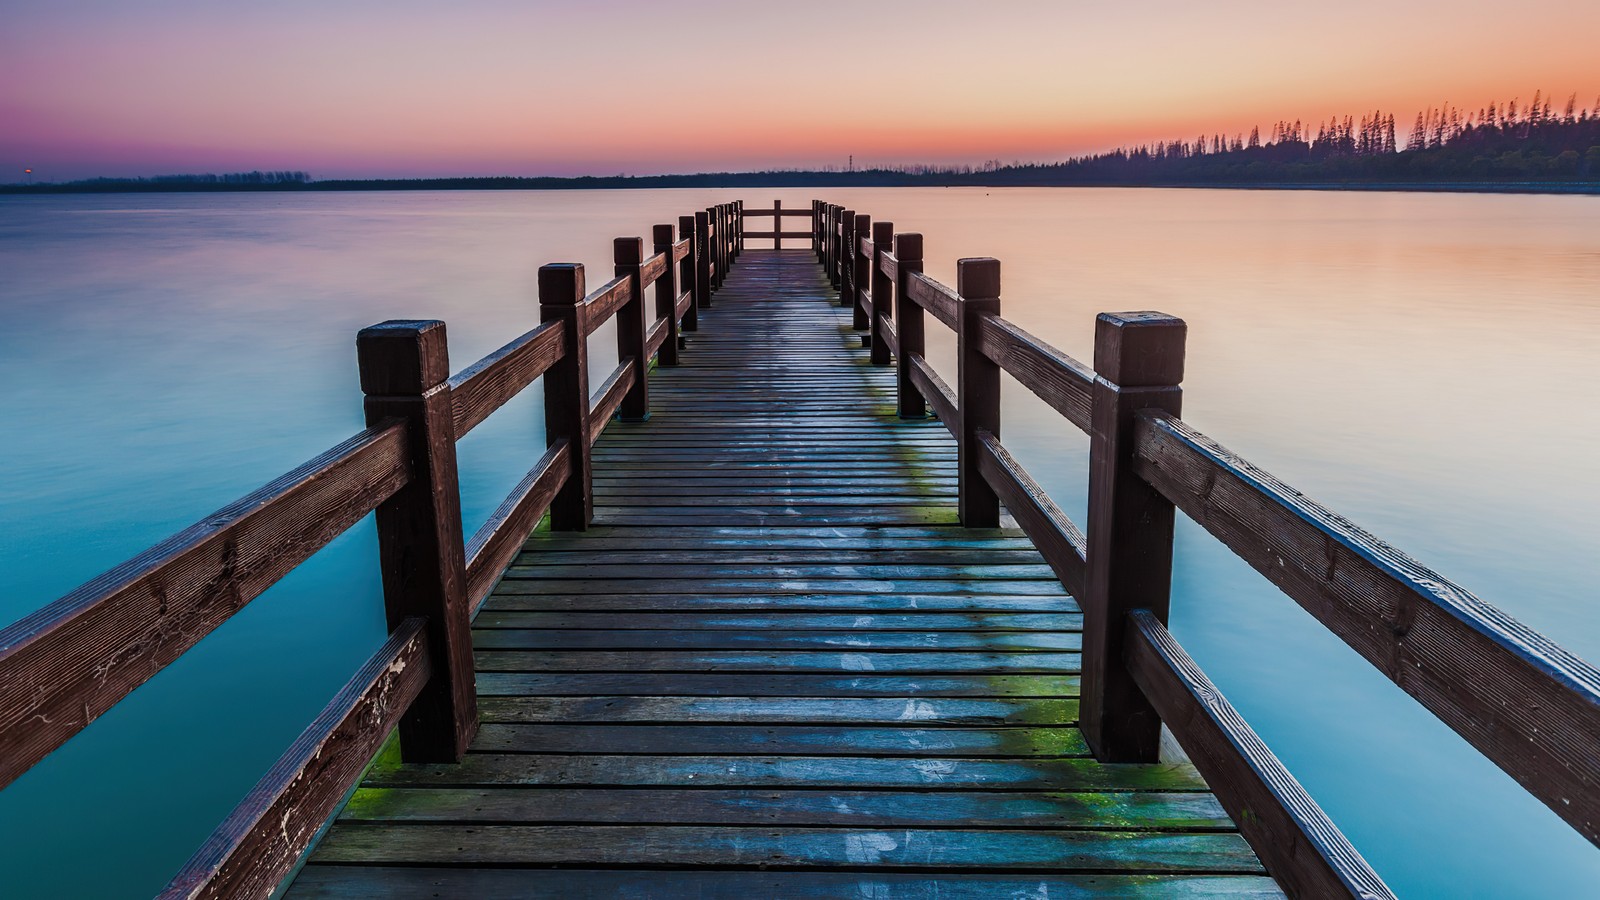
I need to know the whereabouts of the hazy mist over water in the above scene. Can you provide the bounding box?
[1,188,1597,897]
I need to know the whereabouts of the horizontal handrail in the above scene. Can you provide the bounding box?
[0,421,412,790]
[640,251,668,287]
[908,355,956,434]
[448,320,566,437]
[1132,410,1600,844]
[673,238,691,262]
[974,314,1094,433]
[582,275,634,335]
[158,616,433,899]
[905,271,959,330]
[1123,610,1394,899]
[739,208,813,217]
[464,441,572,613]
[744,231,811,239]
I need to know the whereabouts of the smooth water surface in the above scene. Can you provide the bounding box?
[1,188,1596,897]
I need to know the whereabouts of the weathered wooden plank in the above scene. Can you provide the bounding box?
[288,868,1285,899]
[482,593,1078,613]
[974,313,1094,433]
[905,270,959,330]
[340,786,1236,827]
[639,251,668,288]
[1133,410,1600,844]
[472,611,1077,632]
[473,672,1081,698]
[976,430,1088,597]
[586,358,637,447]
[475,695,1078,725]
[159,619,431,900]
[490,578,1068,596]
[502,562,1056,580]
[0,422,411,789]
[447,320,565,437]
[1125,611,1392,898]
[472,629,1081,653]
[582,274,633,334]
[471,723,1087,756]
[310,824,1260,871]
[910,354,958,435]
[473,650,1083,673]
[462,440,571,613]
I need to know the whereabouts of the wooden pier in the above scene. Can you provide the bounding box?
[3,199,1597,898]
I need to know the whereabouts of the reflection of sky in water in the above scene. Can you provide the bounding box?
[2,189,1597,897]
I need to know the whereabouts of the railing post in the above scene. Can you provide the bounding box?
[714,205,727,287]
[735,200,744,256]
[838,209,856,307]
[695,211,713,307]
[614,237,650,420]
[828,206,841,289]
[678,214,701,330]
[956,259,1002,528]
[853,213,872,331]
[1081,312,1186,762]
[356,320,477,762]
[653,224,682,364]
[894,233,926,418]
[538,264,593,530]
[870,220,894,366]
[773,199,783,251]
[813,200,822,259]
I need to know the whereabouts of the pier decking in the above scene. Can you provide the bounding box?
[287,251,1275,897]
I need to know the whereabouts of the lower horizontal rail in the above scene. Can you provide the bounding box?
[908,355,957,438]
[975,431,1087,597]
[464,440,573,613]
[587,359,638,446]
[1123,610,1392,899]
[159,617,433,900]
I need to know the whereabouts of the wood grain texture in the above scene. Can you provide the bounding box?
[976,430,1088,597]
[906,270,959,330]
[1134,410,1600,845]
[974,313,1094,434]
[582,274,634,335]
[586,359,638,447]
[159,619,432,900]
[0,422,410,790]
[463,440,571,613]
[910,354,958,438]
[447,320,565,437]
[1125,610,1393,898]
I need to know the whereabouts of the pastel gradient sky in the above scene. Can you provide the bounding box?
[3,0,1597,181]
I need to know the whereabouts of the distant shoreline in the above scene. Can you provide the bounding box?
[2,178,1597,196]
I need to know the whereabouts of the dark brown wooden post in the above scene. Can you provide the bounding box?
[894,233,926,418]
[678,214,700,330]
[813,200,822,259]
[357,320,477,762]
[773,199,783,251]
[870,220,894,366]
[853,213,872,331]
[736,200,744,256]
[838,209,856,307]
[538,264,592,530]
[956,259,1002,528]
[614,237,650,420]
[708,206,723,291]
[1081,312,1186,763]
[652,224,681,364]
[828,206,841,289]
[695,211,713,307]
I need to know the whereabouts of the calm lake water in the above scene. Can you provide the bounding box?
[2,188,1597,897]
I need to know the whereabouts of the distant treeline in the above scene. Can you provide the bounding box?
[5,92,1599,193]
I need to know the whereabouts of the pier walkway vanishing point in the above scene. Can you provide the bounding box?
[5,200,1598,898]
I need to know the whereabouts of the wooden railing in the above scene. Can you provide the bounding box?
[0,201,742,898]
[819,198,1600,898]
[738,198,814,250]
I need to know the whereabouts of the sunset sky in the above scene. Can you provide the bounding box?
[3,0,1597,181]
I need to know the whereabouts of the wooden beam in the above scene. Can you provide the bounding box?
[448,320,565,437]
[1134,410,1600,845]
[539,265,593,530]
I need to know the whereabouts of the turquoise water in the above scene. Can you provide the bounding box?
[2,188,1597,897]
